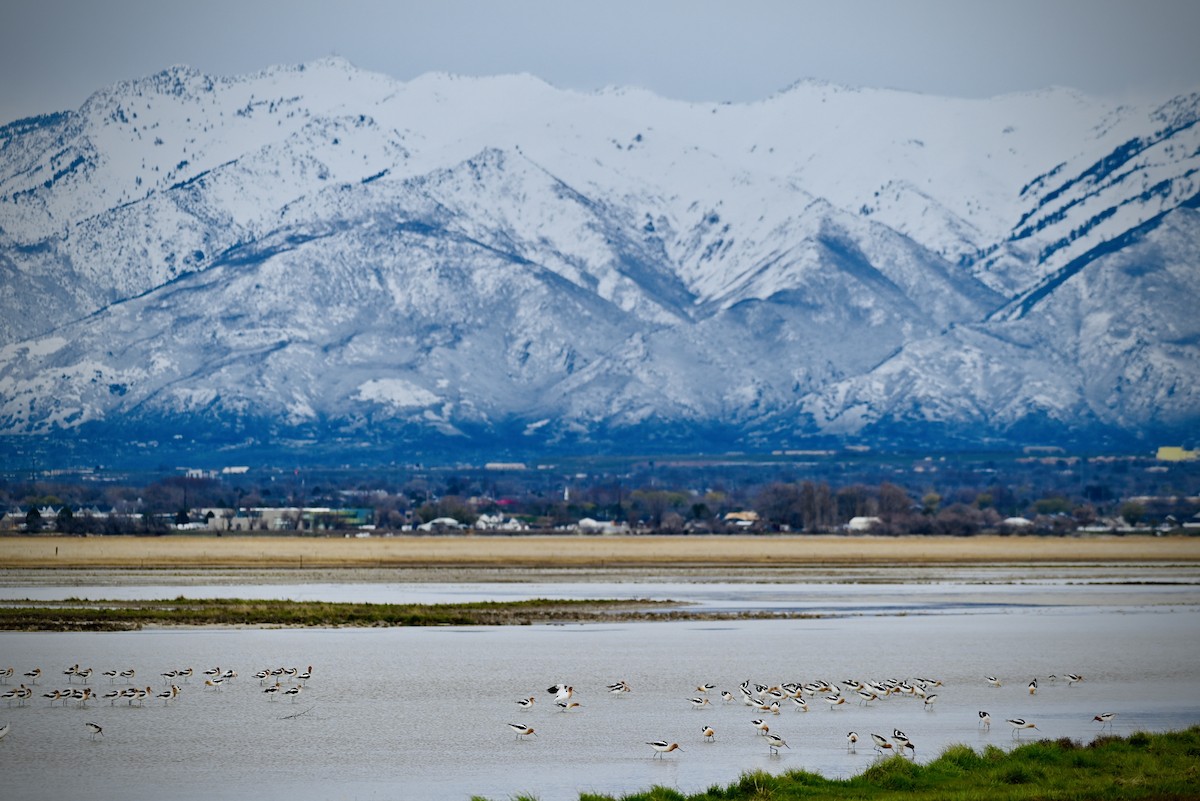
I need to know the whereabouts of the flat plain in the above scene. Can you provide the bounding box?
[1,533,1196,569]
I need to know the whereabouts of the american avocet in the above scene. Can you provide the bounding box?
[23,668,41,685]
[978,711,991,730]
[132,687,150,705]
[297,666,313,682]
[42,689,64,706]
[283,685,303,701]
[1066,673,1084,685]
[85,722,103,740]
[893,728,908,740]
[846,731,859,752]
[263,683,281,699]
[894,735,916,757]
[177,668,192,682]
[507,723,536,739]
[516,696,536,709]
[720,691,735,703]
[856,689,878,706]
[646,740,682,758]
[0,666,13,683]
[751,718,770,735]
[252,670,270,684]
[554,701,580,712]
[63,664,80,682]
[156,688,174,703]
[688,697,711,709]
[823,695,845,710]
[702,725,716,741]
[923,693,938,710]
[71,687,93,707]
[220,669,237,681]
[792,696,809,712]
[76,668,93,684]
[553,685,574,704]
[1028,679,1038,695]
[203,667,220,678]
[160,670,178,683]
[1093,713,1117,729]
[985,676,1001,688]
[1007,718,1039,737]
[696,683,715,694]
[765,733,790,754]
[607,681,631,695]
[101,669,118,683]
[119,669,135,682]
[870,733,894,754]
[101,689,120,705]
[204,678,224,691]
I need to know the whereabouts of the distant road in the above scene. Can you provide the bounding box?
[1,534,1197,569]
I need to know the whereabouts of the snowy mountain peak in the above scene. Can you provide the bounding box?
[0,62,1197,458]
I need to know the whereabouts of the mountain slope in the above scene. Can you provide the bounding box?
[0,60,1196,456]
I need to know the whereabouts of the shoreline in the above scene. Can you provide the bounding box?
[1,533,1197,569]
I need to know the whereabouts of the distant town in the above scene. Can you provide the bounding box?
[3,445,1197,537]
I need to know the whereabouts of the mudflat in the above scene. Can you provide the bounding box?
[1,533,1196,569]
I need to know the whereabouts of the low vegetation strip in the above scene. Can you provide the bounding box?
[0,597,677,631]
[489,728,1200,801]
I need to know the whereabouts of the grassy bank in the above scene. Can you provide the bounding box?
[0,597,682,630]
[482,728,1200,801]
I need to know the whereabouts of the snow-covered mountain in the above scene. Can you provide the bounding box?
[0,59,1196,459]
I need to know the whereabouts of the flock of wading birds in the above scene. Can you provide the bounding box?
[510,674,1118,760]
[0,665,1120,757]
[0,663,313,742]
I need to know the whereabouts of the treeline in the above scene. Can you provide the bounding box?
[3,454,1198,535]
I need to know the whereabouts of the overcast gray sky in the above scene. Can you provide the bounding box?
[3,0,1199,124]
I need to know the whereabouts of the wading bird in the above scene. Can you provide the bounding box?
[507,723,536,739]
[702,725,715,741]
[1007,718,1039,737]
[1093,713,1117,729]
[85,722,103,740]
[646,740,682,758]
[978,711,991,731]
[766,733,790,754]
[846,731,859,752]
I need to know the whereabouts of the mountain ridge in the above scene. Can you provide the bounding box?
[0,60,1197,460]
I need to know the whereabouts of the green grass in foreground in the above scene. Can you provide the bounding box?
[473,728,1200,801]
[0,597,670,630]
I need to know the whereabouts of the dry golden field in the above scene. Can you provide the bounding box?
[1,533,1196,569]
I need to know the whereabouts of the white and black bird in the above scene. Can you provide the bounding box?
[1007,718,1039,737]
[702,725,716,741]
[507,723,536,739]
[870,733,894,753]
[1093,713,1117,729]
[1028,679,1038,695]
[923,693,938,710]
[646,740,682,758]
[688,696,711,709]
[1066,674,1085,685]
[985,676,1002,688]
[516,696,536,709]
[85,722,103,740]
[765,733,790,754]
[978,711,992,731]
[846,731,859,752]
[751,718,770,735]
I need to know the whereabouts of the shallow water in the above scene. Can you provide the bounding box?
[1,607,1198,801]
